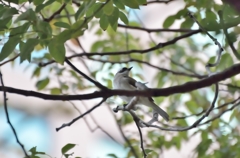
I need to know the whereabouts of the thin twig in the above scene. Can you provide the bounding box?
[44,3,66,22]
[88,57,206,79]
[38,30,201,67]
[68,101,93,131]
[218,10,240,60]
[81,101,120,144]
[0,71,29,157]
[118,24,198,33]
[188,12,223,70]
[56,98,106,131]
[0,54,19,66]
[131,111,147,158]
[106,106,139,158]
[199,101,240,126]
[65,59,107,90]
[147,0,175,4]
[219,83,240,89]
[172,96,240,119]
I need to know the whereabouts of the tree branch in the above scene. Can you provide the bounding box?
[1,62,240,100]
[65,59,107,90]
[147,0,175,4]
[106,106,139,158]
[88,57,206,79]
[172,96,240,119]
[219,10,240,60]
[118,23,198,33]
[44,3,66,22]
[38,30,201,67]
[131,111,147,158]
[81,101,120,144]
[56,98,107,131]
[0,71,29,157]
[0,54,19,66]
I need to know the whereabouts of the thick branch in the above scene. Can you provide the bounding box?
[1,63,240,100]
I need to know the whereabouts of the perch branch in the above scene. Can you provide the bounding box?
[1,62,240,100]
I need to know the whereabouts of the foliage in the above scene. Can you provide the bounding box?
[0,0,240,158]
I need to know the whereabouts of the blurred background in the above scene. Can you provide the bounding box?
[1,0,240,157]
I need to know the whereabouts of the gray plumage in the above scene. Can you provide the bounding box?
[113,67,169,121]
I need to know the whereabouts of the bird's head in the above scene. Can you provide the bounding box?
[115,67,132,77]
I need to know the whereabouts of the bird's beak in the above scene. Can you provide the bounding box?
[128,67,133,71]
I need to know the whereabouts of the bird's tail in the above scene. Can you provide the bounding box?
[149,102,169,121]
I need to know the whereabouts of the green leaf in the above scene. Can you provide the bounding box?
[217,53,234,70]
[48,39,66,64]
[7,0,19,4]
[75,2,86,20]
[50,88,61,94]
[61,143,76,154]
[180,18,194,28]
[93,4,103,18]
[145,149,153,154]
[32,67,41,78]
[33,0,44,5]
[0,17,13,30]
[10,22,30,37]
[0,36,21,61]
[70,20,88,38]
[228,32,237,43]
[136,0,147,5]
[36,78,49,90]
[35,0,55,12]
[108,7,119,30]
[113,0,125,9]
[19,0,28,3]
[107,153,118,158]
[1,8,18,19]
[163,15,175,28]
[29,146,46,155]
[121,112,133,125]
[19,38,39,62]
[15,9,37,23]
[34,20,52,39]
[119,11,128,25]
[122,0,139,9]
[47,30,70,63]
[74,1,96,19]
[172,136,181,150]
[54,22,71,29]
[185,100,198,113]
[103,0,114,15]
[100,15,109,30]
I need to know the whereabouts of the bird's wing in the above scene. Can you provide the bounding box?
[127,77,137,88]
[121,76,137,90]
[135,81,154,102]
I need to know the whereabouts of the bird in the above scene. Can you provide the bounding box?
[113,67,169,121]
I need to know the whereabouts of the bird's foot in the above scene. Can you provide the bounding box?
[139,120,147,128]
[123,103,128,110]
